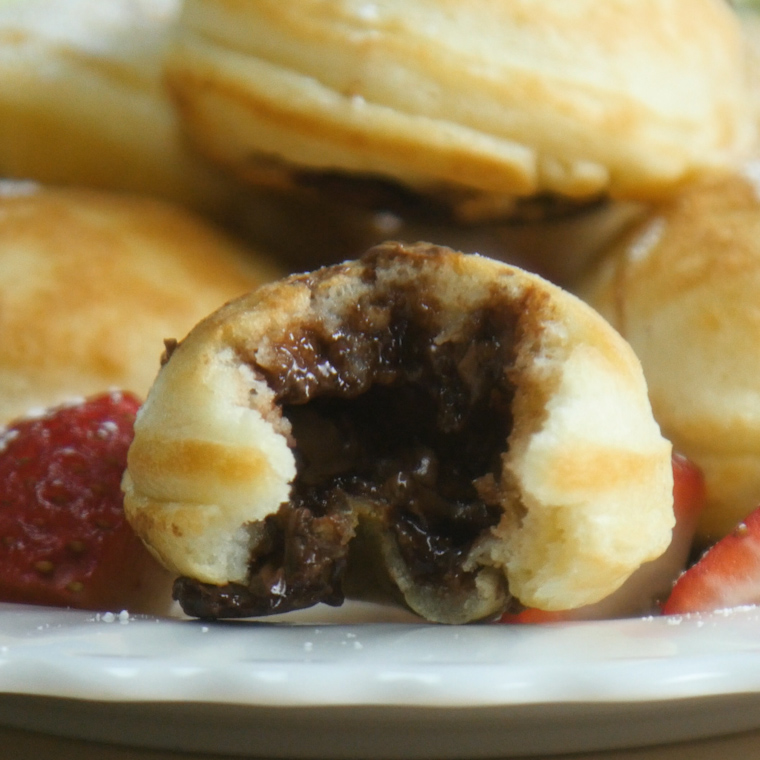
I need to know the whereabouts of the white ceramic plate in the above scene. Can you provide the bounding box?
[1,601,760,758]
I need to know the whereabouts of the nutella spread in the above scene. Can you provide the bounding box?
[176,249,520,618]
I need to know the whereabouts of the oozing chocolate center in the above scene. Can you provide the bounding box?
[174,269,521,620]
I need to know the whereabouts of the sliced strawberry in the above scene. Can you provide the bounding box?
[500,452,707,623]
[499,607,572,624]
[662,504,760,615]
[671,451,706,526]
[0,391,170,612]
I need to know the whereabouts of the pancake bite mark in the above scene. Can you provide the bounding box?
[123,242,674,623]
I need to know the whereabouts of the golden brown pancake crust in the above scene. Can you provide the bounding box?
[0,182,280,423]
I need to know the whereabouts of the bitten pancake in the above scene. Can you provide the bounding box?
[123,242,674,624]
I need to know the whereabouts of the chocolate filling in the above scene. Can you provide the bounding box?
[243,154,604,225]
[293,169,603,224]
[174,266,521,619]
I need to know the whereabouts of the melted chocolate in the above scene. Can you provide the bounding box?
[174,258,520,619]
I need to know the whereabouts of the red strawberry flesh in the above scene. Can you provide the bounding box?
[671,451,706,525]
[662,504,760,615]
[0,391,162,610]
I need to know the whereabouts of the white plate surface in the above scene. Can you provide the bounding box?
[0,601,760,758]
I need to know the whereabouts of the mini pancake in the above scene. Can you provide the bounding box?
[0,0,238,215]
[164,0,752,221]
[0,182,280,423]
[123,242,674,624]
[580,166,760,543]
